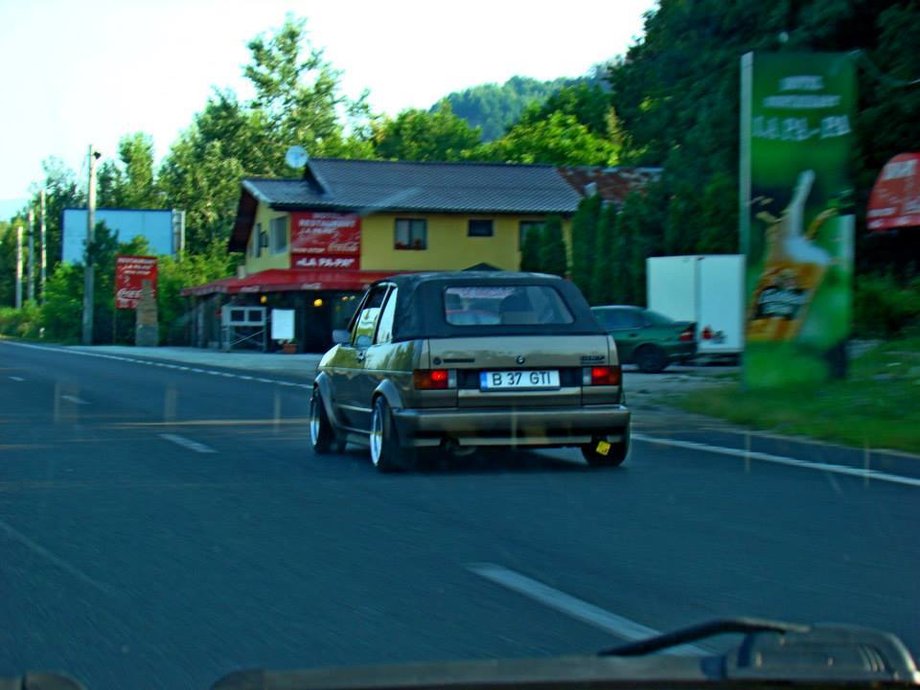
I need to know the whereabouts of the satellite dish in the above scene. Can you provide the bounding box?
[285,145,308,169]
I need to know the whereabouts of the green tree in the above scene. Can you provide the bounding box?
[570,194,603,300]
[40,223,151,344]
[27,158,84,280]
[157,243,238,344]
[590,203,619,305]
[537,215,568,277]
[0,222,16,307]
[97,133,160,209]
[373,101,483,161]
[520,223,543,272]
[486,111,617,166]
[244,14,373,163]
[444,76,571,141]
[40,261,83,342]
[608,0,920,283]
[159,15,374,253]
[516,82,616,140]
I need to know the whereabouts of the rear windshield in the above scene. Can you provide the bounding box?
[443,285,574,326]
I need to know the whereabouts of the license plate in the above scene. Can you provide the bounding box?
[479,370,560,390]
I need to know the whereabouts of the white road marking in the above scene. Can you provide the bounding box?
[467,563,707,655]
[159,433,217,454]
[5,340,315,391]
[9,376,24,381]
[633,433,920,488]
[61,395,89,405]
[0,519,113,596]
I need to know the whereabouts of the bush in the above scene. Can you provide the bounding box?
[853,273,920,338]
[0,302,43,339]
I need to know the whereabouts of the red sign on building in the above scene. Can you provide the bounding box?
[868,153,920,231]
[115,255,158,309]
[289,212,361,269]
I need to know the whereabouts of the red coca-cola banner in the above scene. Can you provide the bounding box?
[289,212,360,270]
[115,255,158,309]
[867,153,920,231]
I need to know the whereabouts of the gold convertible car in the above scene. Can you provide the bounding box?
[309,271,631,471]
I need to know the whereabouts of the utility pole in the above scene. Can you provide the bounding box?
[15,225,23,309]
[82,145,100,345]
[40,189,47,302]
[27,207,35,302]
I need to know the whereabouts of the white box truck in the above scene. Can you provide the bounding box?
[646,255,745,361]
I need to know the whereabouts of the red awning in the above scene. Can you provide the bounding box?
[181,269,401,297]
[868,153,920,231]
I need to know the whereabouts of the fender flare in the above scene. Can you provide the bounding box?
[312,372,345,430]
[372,378,405,412]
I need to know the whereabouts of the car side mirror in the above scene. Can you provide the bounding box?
[332,329,351,345]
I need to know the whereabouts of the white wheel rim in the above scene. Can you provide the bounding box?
[309,395,321,446]
[370,405,383,466]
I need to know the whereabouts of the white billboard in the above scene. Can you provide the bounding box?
[62,208,183,263]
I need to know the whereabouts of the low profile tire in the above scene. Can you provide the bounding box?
[634,344,669,373]
[369,397,411,473]
[309,389,341,454]
[581,434,630,468]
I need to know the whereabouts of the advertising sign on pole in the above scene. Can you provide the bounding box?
[289,212,360,270]
[867,153,920,231]
[740,52,856,387]
[115,255,158,309]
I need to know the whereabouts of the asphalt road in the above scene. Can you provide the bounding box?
[1,341,918,690]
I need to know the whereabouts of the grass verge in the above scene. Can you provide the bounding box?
[667,338,920,455]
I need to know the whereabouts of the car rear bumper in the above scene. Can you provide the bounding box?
[666,342,697,361]
[391,405,631,449]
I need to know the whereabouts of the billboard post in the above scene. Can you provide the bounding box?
[740,52,856,388]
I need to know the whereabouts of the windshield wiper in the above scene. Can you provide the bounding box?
[599,617,809,656]
[602,617,920,684]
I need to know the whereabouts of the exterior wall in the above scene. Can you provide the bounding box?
[243,204,290,274]
[242,206,573,274]
[360,213,533,271]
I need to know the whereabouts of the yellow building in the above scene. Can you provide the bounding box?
[186,158,585,352]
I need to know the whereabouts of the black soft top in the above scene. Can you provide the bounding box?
[369,271,606,341]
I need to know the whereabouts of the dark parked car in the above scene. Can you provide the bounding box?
[310,272,631,471]
[590,305,696,373]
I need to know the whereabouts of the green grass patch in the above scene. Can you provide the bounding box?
[669,338,920,454]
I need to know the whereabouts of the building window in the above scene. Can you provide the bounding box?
[395,218,427,250]
[468,219,494,237]
[270,216,288,254]
[519,221,544,248]
[250,222,263,258]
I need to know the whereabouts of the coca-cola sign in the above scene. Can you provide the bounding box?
[289,212,361,265]
[115,255,158,309]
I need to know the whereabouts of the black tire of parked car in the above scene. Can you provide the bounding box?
[370,397,411,472]
[581,436,629,468]
[634,344,669,373]
[309,388,340,454]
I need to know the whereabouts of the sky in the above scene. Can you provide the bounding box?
[0,0,657,217]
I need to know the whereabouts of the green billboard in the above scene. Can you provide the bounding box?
[740,52,856,388]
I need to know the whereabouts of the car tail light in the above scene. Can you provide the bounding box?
[583,365,621,386]
[413,369,456,390]
[682,326,697,342]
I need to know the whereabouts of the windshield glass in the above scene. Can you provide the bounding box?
[1,2,918,689]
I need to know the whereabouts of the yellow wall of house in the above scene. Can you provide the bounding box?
[243,205,290,273]
[242,206,572,274]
